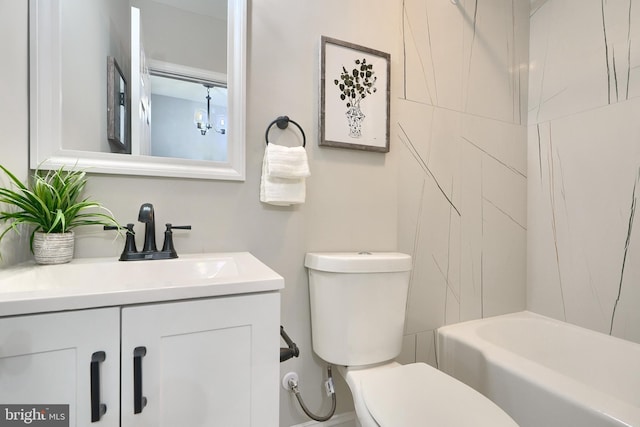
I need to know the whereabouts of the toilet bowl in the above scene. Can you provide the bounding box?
[305,252,518,427]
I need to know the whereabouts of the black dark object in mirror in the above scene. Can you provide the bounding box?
[107,56,129,154]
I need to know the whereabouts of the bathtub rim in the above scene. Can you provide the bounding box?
[436,310,640,427]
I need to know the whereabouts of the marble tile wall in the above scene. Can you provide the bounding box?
[396,0,529,365]
[528,0,640,343]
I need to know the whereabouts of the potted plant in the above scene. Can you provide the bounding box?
[0,165,119,264]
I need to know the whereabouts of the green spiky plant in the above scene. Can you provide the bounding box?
[0,165,119,252]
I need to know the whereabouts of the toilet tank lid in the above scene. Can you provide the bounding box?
[305,252,412,273]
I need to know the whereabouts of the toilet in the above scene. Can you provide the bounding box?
[305,252,518,427]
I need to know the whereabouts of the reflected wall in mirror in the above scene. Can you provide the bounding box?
[29,0,246,180]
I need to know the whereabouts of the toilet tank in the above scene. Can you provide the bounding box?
[305,252,412,367]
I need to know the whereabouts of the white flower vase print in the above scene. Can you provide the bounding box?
[345,105,365,137]
[334,58,377,138]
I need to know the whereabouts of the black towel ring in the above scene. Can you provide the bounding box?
[265,116,306,147]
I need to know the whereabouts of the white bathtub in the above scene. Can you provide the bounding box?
[436,311,640,427]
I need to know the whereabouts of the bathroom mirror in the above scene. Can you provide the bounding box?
[29,0,246,180]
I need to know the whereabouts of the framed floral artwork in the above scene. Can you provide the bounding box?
[320,36,390,153]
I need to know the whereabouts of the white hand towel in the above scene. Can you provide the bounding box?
[260,144,310,206]
[264,144,310,179]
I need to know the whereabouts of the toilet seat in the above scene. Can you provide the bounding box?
[360,363,518,426]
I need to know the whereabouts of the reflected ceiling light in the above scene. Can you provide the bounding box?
[194,84,226,135]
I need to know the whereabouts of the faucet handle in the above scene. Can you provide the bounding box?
[122,223,137,255]
[161,223,191,257]
[166,224,192,230]
[104,223,138,260]
[103,223,134,235]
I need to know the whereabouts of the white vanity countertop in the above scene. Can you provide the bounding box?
[0,252,284,317]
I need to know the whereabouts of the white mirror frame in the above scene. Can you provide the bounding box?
[29,0,246,180]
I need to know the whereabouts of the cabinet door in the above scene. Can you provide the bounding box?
[121,292,280,427]
[0,308,120,427]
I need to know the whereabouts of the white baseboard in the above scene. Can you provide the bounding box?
[289,411,356,427]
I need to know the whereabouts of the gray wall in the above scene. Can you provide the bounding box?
[0,0,31,266]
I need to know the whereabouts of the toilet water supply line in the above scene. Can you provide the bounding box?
[280,325,336,422]
[287,365,337,422]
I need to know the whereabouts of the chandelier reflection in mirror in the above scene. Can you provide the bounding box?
[148,71,228,162]
[194,84,226,135]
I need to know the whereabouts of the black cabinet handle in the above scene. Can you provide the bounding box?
[90,351,107,422]
[133,346,148,414]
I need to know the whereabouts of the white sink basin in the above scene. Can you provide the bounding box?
[0,252,283,316]
[74,254,240,284]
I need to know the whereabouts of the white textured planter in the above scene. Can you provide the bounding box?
[32,231,75,265]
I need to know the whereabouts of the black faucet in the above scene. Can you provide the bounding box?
[104,203,191,261]
[138,203,157,253]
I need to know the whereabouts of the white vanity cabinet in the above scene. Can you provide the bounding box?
[0,308,121,427]
[120,292,280,427]
[0,253,284,427]
[0,293,279,427]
